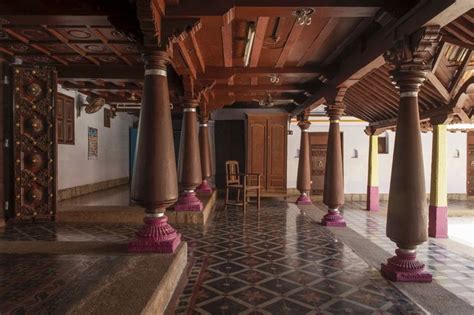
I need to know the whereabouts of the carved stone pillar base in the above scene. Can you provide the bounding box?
[175,190,203,211]
[428,205,448,238]
[381,248,432,282]
[367,186,380,211]
[321,209,346,227]
[196,179,213,194]
[296,193,312,205]
[128,215,181,253]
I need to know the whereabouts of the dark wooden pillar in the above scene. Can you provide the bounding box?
[321,104,346,227]
[381,26,440,282]
[296,113,312,205]
[175,99,203,211]
[196,114,213,194]
[128,51,181,253]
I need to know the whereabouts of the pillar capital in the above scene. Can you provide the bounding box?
[142,50,170,71]
[384,26,440,93]
[182,98,199,109]
[297,119,311,131]
[326,104,344,121]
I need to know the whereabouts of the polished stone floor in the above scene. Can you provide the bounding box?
[172,200,426,314]
[2,191,474,314]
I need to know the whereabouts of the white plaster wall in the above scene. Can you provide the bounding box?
[57,86,135,189]
[287,117,467,194]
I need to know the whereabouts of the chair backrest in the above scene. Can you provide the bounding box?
[225,160,240,185]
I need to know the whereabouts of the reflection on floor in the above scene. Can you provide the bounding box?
[173,200,425,314]
[2,189,474,314]
[327,201,474,307]
[59,185,131,210]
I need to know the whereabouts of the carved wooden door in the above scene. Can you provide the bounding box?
[11,66,57,221]
[309,132,328,195]
[467,132,474,195]
[266,115,287,193]
[247,115,267,189]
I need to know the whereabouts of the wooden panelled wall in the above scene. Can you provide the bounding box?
[246,113,288,196]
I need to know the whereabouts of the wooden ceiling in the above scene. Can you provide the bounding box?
[0,0,472,121]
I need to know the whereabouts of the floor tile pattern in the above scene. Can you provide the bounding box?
[0,254,123,314]
[174,200,426,314]
[325,201,474,306]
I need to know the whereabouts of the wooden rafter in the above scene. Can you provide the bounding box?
[249,17,269,67]
[275,19,304,68]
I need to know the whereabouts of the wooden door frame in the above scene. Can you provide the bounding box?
[467,132,474,195]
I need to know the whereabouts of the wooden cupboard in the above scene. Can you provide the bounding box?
[246,113,288,196]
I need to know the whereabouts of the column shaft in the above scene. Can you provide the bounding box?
[296,118,312,205]
[429,124,448,237]
[196,117,213,194]
[128,51,181,253]
[175,100,203,211]
[367,134,380,211]
[322,106,346,227]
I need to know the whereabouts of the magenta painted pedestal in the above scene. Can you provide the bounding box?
[196,180,213,194]
[321,209,347,227]
[428,205,448,238]
[381,249,432,282]
[174,191,203,211]
[366,186,379,211]
[128,215,181,253]
[296,194,312,205]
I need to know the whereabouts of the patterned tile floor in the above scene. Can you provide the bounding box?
[1,198,472,314]
[172,200,427,314]
[318,201,474,307]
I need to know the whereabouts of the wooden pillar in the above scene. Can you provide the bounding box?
[322,104,346,227]
[296,114,312,205]
[367,133,380,211]
[429,123,448,238]
[196,114,213,194]
[381,26,440,282]
[175,99,203,211]
[128,51,181,253]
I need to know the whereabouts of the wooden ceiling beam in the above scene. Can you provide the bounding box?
[198,66,324,80]
[449,50,473,95]
[88,27,133,66]
[166,1,382,18]
[213,84,305,93]
[276,20,304,68]
[297,18,338,66]
[57,65,143,80]
[426,72,450,103]
[441,33,474,50]
[292,0,457,115]
[249,17,270,67]
[221,20,233,67]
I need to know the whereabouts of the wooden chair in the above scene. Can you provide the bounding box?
[224,160,261,211]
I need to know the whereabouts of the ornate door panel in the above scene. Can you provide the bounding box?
[12,66,57,221]
[247,116,267,189]
[266,116,287,193]
[467,132,474,195]
[310,132,328,195]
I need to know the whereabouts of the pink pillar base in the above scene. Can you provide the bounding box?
[321,209,347,227]
[296,194,312,205]
[174,191,203,211]
[381,249,432,282]
[428,205,448,238]
[366,186,379,211]
[196,180,213,194]
[128,215,181,253]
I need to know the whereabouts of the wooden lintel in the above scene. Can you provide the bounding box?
[213,84,305,93]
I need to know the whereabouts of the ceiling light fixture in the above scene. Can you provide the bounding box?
[269,74,280,84]
[293,8,314,26]
[243,23,256,67]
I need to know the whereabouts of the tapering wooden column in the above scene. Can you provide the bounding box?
[196,114,213,194]
[175,99,203,211]
[296,114,312,205]
[322,104,346,227]
[429,122,448,238]
[128,51,181,253]
[381,26,440,282]
[367,133,380,211]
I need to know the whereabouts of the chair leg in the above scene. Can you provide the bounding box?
[225,187,229,210]
[237,189,240,204]
[243,189,247,212]
[257,188,260,211]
